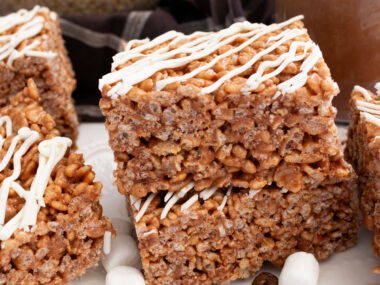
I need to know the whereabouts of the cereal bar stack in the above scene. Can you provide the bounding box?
[100,16,358,284]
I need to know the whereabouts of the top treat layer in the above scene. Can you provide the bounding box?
[100,15,335,102]
[350,84,380,156]
[0,5,57,67]
[100,16,344,198]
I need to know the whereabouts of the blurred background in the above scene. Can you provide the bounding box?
[1,0,379,122]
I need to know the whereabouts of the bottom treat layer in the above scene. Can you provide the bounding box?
[129,182,358,285]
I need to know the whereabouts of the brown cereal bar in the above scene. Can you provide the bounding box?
[100,17,343,199]
[128,169,357,284]
[0,79,113,284]
[100,16,358,284]
[346,84,380,258]
[0,6,78,141]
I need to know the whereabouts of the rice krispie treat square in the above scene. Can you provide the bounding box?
[0,6,78,141]
[346,84,380,257]
[0,79,113,284]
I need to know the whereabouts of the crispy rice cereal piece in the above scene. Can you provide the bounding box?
[0,79,113,284]
[100,16,344,198]
[346,84,380,258]
[0,6,78,141]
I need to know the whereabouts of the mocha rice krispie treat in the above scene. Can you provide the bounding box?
[0,6,78,141]
[346,84,380,258]
[0,79,113,284]
[100,16,358,284]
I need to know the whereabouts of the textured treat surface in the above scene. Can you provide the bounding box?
[129,181,357,285]
[0,81,113,284]
[100,17,342,198]
[346,85,380,258]
[100,16,358,285]
[0,6,78,141]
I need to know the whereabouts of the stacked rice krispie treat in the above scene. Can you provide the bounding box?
[0,79,113,284]
[100,16,358,284]
[0,6,78,141]
[346,84,380,258]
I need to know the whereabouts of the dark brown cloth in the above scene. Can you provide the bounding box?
[62,0,274,120]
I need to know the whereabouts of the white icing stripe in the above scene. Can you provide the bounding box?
[0,127,39,225]
[248,189,262,198]
[200,186,217,200]
[161,192,180,220]
[0,6,56,67]
[201,28,307,95]
[181,194,198,212]
[155,26,276,91]
[142,229,157,237]
[357,105,380,115]
[135,193,156,222]
[104,231,111,255]
[356,100,380,110]
[137,184,237,220]
[375,82,380,97]
[164,191,174,202]
[275,43,322,97]
[100,15,306,98]
[354,85,372,101]
[244,41,313,92]
[0,115,72,240]
[160,182,194,219]
[129,195,142,210]
[217,186,232,211]
[361,112,380,128]
[102,27,255,94]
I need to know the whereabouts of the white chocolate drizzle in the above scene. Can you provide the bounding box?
[353,83,380,129]
[354,85,372,101]
[142,228,157,237]
[135,193,156,222]
[375,82,380,97]
[180,194,198,212]
[361,112,380,128]
[99,15,325,100]
[200,186,217,200]
[164,191,174,202]
[104,231,111,254]
[129,195,142,211]
[248,189,261,198]
[0,6,57,67]
[217,186,232,211]
[0,116,72,240]
[160,182,194,220]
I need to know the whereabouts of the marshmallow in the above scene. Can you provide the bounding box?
[279,251,319,285]
[102,234,140,272]
[106,266,145,285]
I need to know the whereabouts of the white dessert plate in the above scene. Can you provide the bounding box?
[69,123,380,285]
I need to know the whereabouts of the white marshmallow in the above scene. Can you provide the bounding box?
[106,266,145,285]
[102,235,141,272]
[279,251,319,285]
